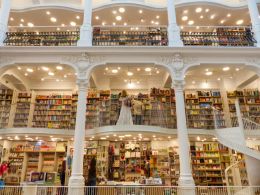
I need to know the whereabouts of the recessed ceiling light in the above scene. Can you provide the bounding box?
[124,22,127,26]
[205,9,210,12]
[64,75,67,78]
[156,15,160,19]
[188,20,194,25]
[236,68,240,71]
[56,79,60,82]
[17,67,21,70]
[113,22,116,26]
[220,20,225,24]
[124,79,127,82]
[61,24,65,27]
[95,16,99,20]
[46,11,51,15]
[48,72,54,76]
[10,17,14,21]
[24,73,28,76]
[151,20,154,24]
[192,81,196,84]
[26,68,33,72]
[139,10,143,14]
[116,16,122,21]
[21,19,24,22]
[227,13,231,17]
[155,22,159,25]
[112,69,118,73]
[137,68,141,71]
[105,67,109,71]
[57,27,60,31]
[196,7,202,13]
[222,67,230,71]
[236,20,244,25]
[210,14,216,19]
[117,67,121,70]
[19,24,23,27]
[183,10,188,14]
[70,21,76,26]
[137,81,140,84]
[50,17,57,22]
[27,22,34,27]
[102,22,105,26]
[119,8,125,13]
[141,19,144,23]
[41,78,45,81]
[196,26,200,29]
[200,15,204,19]
[145,67,151,72]
[182,16,188,21]
[205,69,209,72]
[205,71,213,76]
[56,66,63,70]
[42,67,49,71]
[156,70,160,74]
[76,16,80,19]
[127,72,133,76]
[112,10,117,14]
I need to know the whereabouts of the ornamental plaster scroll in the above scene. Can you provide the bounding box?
[61,53,105,80]
[157,53,198,80]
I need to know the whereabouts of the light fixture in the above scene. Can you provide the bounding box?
[196,26,200,29]
[24,73,28,76]
[95,16,99,20]
[145,67,151,72]
[139,10,143,14]
[183,10,188,14]
[19,23,23,27]
[137,68,141,71]
[141,19,144,23]
[17,67,21,70]
[61,24,65,27]
[119,8,125,13]
[188,20,194,25]
[222,67,230,71]
[125,135,132,137]
[236,68,240,71]
[10,17,14,21]
[197,136,201,141]
[127,72,133,76]
[220,20,225,24]
[200,15,204,19]
[117,67,121,70]
[26,68,34,72]
[205,71,213,76]
[57,27,60,31]
[76,15,80,19]
[205,9,210,13]
[105,67,109,71]
[27,22,34,27]
[56,66,63,70]
[182,16,188,21]
[50,17,57,22]
[217,78,221,81]
[48,72,54,76]
[151,20,154,24]
[113,22,116,26]
[156,15,160,19]
[42,67,49,71]
[70,21,76,26]
[227,13,231,17]
[192,81,196,84]
[56,79,60,82]
[236,20,244,25]
[116,16,122,21]
[196,7,202,13]
[112,69,118,73]
[46,11,51,15]
[41,78,45,81]
[123,22,127,26]
[102,22,106,26]
[112,10,117,14]
[21,19,24,22]
[156,70,160,74]
[137,81,140,84]
[210,14,216,19]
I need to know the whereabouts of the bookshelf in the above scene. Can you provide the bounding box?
[0,89,13,128]
[32,95,49,128]
[185,90,225,129]
[169,146,180,186]
[110,94,120,125]
[13,92,31,127]
[70,93,78,129]
[99,90,111,127]
[41,152,56,172]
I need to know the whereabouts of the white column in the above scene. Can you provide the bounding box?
[0,0,11,46]
[247,0,260,47]
[173,80,195,195]
[68,78,88,195]
[78,0,92,46]
[167,0,183,47]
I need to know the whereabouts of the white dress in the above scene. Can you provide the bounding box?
[116,97,133,125]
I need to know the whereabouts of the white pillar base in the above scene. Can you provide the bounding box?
[77,24,92,47]
[168,25,183,47]
[68,175,85,195]
[178,175,195,195]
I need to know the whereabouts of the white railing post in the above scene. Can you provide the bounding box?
[167,0,183,47]
[173,80,195,195]
[0,0,11,46]
[68,78,88,195]
[247,0,260,47]
[235,99,247,145]
[78,0,92,46]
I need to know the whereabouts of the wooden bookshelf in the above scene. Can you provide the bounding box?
[0,89,13,128]
[185,90,225,129]
[13,92,31,127]
[32,95,49,128]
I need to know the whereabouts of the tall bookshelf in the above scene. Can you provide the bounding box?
[13,92,31,127]
[185,90,225,129]
[32,95,49,128]
[99,90,111,127]
[70,93,78,129]
[0,89,13,128]
[110,94,120,125]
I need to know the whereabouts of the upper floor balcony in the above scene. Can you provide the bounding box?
[1,1,260,48]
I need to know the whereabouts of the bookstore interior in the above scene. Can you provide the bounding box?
[0,62,259,188]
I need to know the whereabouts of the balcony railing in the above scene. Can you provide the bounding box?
[4,25,256,47]
[0,186,260,195]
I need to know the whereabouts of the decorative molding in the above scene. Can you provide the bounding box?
[245,57,260,66]
[0,56,14,67]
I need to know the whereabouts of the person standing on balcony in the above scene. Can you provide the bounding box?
[116,90,133,125]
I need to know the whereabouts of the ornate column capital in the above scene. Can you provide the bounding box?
[172,79,185,92]
[76,78,88,91]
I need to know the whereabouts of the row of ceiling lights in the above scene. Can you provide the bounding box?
[105,67,160,76]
